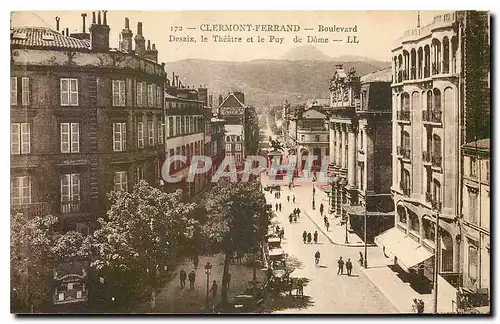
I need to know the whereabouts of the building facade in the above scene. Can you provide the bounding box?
[379,11,490,310]
[218,92,247,167]
[458,139,490,311]
[296,108,329,171]
[327,65,394,242]
[164,84,205,199]
[11,13,166,307]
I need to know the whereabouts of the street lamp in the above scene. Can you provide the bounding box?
[363,194,368,269]
[204,262,212,307]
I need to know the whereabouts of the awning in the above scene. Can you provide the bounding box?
[375,228,433,270]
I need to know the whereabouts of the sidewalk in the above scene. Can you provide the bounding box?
[136,253,264,313]
[263,175,432,314]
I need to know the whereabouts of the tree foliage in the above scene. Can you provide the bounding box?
[11,213,58,313]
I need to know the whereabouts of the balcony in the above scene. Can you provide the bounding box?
[11,202,52,217]
[425,192,442,212]
[422,151,431,164]
[396,110,410,122]
[431,154,442,168]
[397,146,411,160]
[422,110,442,124]
[399,181,411,196]
[60,201,81,214]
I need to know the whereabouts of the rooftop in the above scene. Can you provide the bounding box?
[302,108,326,119]
[11,26,90,50]
[224,124,243,136]
[361,67,393,83]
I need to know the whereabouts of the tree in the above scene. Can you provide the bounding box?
[11,213,58,313]
[88,181,197,309]
[201,180,272,307]
[245,106,260,155]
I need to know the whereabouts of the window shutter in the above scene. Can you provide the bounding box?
[11,123,20,154]
[11,77,18,105]
[72,174,80,202]
[113,123,119,151]
[70,79,78,106]
[71,123,80,153]
[21,123,30,154]
[61,175,70,203]
[11,178,20,205]
[60,79,69,106]
[122,122,127,150]
[21,177,31,204]
[61,123,70,153]
[21,77,30,105]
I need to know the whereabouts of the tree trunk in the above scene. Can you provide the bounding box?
[220,250,231,307]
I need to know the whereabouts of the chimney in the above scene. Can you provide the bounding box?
[103,10,107,25]
[65,28,69,36]
[81,13,87,33]
[219,95,223,106]
[55,17,60,32]
[119,17,133,52]
[172,72,175,86]
[144,40,159,62]
[89,10,110,51]
[134,22,146,56]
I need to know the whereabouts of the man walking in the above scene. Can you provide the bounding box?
[287,195,290,203]
[193,254,199,269]
[320,203,324,216]
[275,203,278,211]
[325,220,330,232]
[313,230,318,244]
[302,231,307,244]
[346,258,353,276]
[188,269,196,289]
[279,203,282,212]
[323,215,328,226]
[210,280,218,299]
[179,269,187,288]
[293,196,296,203]
[337,257,344,275]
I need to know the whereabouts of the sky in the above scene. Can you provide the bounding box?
[11,11,449,63]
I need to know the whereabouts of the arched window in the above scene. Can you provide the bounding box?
[226,136,230,142]
[432,39,441,74]
[410,49,417,79]
[409,210,419,233]
[443,37,450,73]
[432,134,442,167]
[441,231,453,272]
[397,205,407,224]
[403,50,410,80]
[423,217,435,241]
[426,90,433,113]
[433,179,441,207]
[417,47,423,79]
[433,88,441,112]
[236,136,241,142]
[424,45,431,77]
[402,169,411,195]
[398,54,403,82]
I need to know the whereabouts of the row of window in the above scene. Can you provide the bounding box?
[167,115,203,138]
[225,152,243,163]
[167,141,205,173]
[11,77,163,108]
[11,120,165,155]
[165,101,203,111]
[225,143,242,152]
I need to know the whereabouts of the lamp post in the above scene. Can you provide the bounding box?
[312,184,316,210]
[204,262,212,307]
[433,203,441,313]
[362,192,368,269]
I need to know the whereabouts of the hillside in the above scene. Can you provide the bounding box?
[164,58,390,109]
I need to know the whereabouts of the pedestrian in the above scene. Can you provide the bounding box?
[313,230,318,244]
[314,250,321,266]
[297,208,301,216]
[320,203,324,216]
[302,231,307,243]
[193,254,199,269]
[359,252,364,266]
[210,280,218,299]
[279,203,282,212]
[307,232,312,243]
[179,269,187,288]
[323,215,328,226]
[289,214,293,224]
[337,257,344,275]
[225,272,231,289]
[346,258,353,276]
[188,269,196,289]
[287,195,290,203]
[280,228,285,239]
[275,203,278,211]
[417,299,425,313]
[293,215,297,223]
[325,220,330,232]
[312,200,315,210]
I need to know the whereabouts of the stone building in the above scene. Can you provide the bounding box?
[218,92,247,167]
[376,11,490,311]
[10,12,166,308]
[327,65,394,243]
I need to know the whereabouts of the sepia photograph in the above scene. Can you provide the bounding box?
[9,9,491,315]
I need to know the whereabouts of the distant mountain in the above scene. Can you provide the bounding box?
[164,57,390,110]
[280,45,332,61]
[330,54,387,63]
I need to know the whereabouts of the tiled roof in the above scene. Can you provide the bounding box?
[361,67,392,83]
[11,26,90,50]
[463,138,490,150]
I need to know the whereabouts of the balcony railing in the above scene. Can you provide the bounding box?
[422,110,442,123]
[422,151,431,164]
[60,201,81,214]
[397,146,411,160]
[399,181,411,196]
[396,110,410,121]
[431,154,442,168]
[426,193,442,212]
[11,202,52,217]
